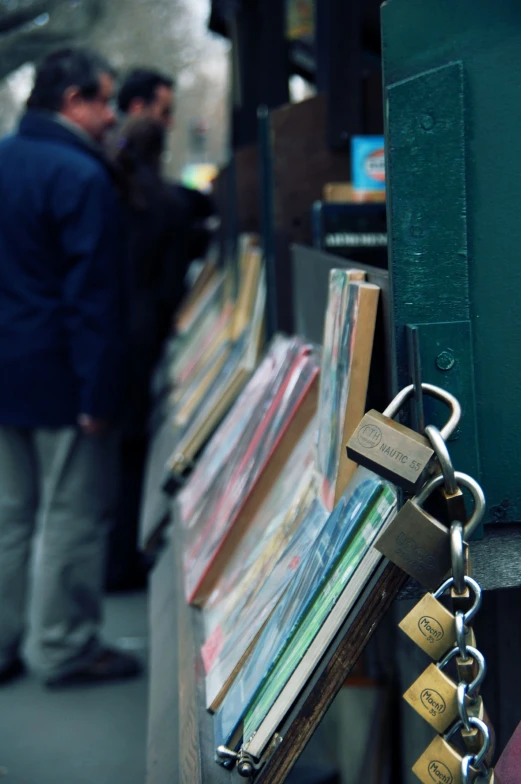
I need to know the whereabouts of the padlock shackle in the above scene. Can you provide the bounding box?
[434,575,482,625]
[416,472,485,540]
[447,717,491,779]
[383,383,461,440]
[446,718,490,764]
[455,611,469,661]
[439,645,486,697]
[461,754,491,784]
[451,521,466,596]
[425,424,458,495]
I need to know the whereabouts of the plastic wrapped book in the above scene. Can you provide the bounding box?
[178,335,300,528]
[182,337,319,604]
[214,468,397,750]
[201,416,317,639]
[204,487,326,713]
[316,271,379,510]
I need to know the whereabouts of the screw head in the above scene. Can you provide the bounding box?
[421,113,435,131]
[436,350,455,371]
[238,761,253,777]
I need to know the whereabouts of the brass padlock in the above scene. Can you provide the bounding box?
[375,473,485,590]
[404,645,485,732]
[346,383,461,493]
[399,576,482,660]
[413,734,465,784]
[413,718,491,784]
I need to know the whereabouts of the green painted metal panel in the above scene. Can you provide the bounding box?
[387,63,469,326]
[382,0,521,523]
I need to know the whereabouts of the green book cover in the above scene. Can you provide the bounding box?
[243,487,395,741]
[214,470,396,749]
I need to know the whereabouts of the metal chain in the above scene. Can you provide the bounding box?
[426,423,495,781]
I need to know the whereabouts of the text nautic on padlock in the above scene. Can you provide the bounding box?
[346,384,461,493]
[353,418,424,470]
[418,616,444,643]
[428,761,453,784]
[420,689,447,717]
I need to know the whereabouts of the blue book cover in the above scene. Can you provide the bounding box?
[351,136,385,191]
[213,468,394,750]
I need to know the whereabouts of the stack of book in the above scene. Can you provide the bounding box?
[156,243,397,775]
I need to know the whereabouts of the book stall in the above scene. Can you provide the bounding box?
[144,1,521,783]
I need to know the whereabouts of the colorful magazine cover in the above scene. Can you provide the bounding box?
[243,486,397,745]
[170,293,228,387]
[204,489,327,712]
[213,468,397,749]
[316,269,349,495]
[178,334,294,528]
[182,339,319,602]
[173,338,233,426]
[172,304,232,390]
[174,265,267,461]
[316,271,373,510]
[201,415,317,639]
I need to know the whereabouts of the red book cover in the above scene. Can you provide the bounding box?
[183,344,319,604]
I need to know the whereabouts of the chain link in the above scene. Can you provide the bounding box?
[407,393,496,781]
[434,427,494,779]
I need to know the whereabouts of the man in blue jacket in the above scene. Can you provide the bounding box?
[0,48,141,687]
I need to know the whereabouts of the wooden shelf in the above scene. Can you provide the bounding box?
[147,520,407,784]
[148,533,232,784]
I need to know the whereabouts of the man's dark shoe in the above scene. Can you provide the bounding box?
[44,647,142,689]
[0,657,25,685]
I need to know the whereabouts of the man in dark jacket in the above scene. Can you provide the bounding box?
[0,48,140,687]
[101,70,216,592]
[117,67,217,303]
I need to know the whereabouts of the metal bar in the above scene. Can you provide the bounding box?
[258,105,278,339]
[406,324,425,434]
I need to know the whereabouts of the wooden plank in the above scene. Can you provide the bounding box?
[174,526,234,784]
[147,538,180,784]
[262,95,351,333]
[176,536,203,783]
[334,282,380,504]
[271,94,350,247]
[139,416,179,552]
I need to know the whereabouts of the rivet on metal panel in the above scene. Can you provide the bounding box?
[436,350,455,371]
[420,113,435,131]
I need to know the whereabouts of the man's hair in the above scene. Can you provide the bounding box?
[115,116,166,171]
[117,68,174,114]
[27,48,115,112]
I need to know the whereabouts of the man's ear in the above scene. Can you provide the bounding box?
[62,85,82,111]
[128,97,146,116]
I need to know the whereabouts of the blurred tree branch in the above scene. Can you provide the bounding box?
[0,0,103,79]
